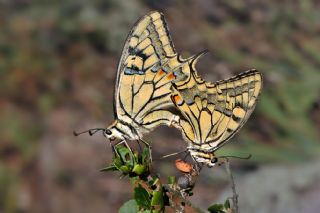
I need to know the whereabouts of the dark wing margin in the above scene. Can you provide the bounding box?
[113,11,176,118]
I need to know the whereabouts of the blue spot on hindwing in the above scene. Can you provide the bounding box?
[124,68,134,75]
[186,99,195,105]
[151,66,158,73]
[162,67,168,73]
[124,68,145,75]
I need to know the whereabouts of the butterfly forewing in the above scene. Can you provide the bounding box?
[114,11,189,134]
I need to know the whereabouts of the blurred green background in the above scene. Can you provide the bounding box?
[1,0,320,212]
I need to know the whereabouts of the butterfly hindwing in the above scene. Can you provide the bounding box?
[171,69,262,151]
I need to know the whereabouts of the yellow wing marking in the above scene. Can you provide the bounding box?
[132,83,154,115]
[199,110,212,141]
[143,54,158,70]
[180,119,196,142]
[119,75,133,114]
[136,37,151,50]
[129,37,138,48]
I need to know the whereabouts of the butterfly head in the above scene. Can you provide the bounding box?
[104,121,139,141]
[103,127,122,141]
[73,121,138,143]
[73,125,124,141]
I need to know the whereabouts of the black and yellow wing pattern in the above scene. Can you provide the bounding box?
[113,11,193,138]
[77,11,263,161]
[171,65,262,159]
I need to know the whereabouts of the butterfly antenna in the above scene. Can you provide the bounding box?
[73,128,105,136]
[158,149,188,160]
[218,154,252,160]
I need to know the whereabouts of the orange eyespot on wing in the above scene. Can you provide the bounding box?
[166,72,175,80]
[175,159,193,173]
[171,94,183,105]
[157,69,166,76]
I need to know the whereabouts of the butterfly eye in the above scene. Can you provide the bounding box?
[211,157,218,164]
[104,129,112,136]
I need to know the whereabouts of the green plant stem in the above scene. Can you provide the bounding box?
[224,158,238,213]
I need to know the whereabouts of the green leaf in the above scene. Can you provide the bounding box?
[134,184,151,209]
[151,190,163,207]
[167,176,176,185]
[224,199,230,209]
[119,199,138,213]
[130,176,139,184]
[208,204,225,213]
[132,164,146,175]
[118,147,132,162]
[134,153,140,163]
[142,147,151,164]
[119,165,130,173]
[113,158,125,169]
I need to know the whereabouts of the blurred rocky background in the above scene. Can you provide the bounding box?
[1,0,320,212]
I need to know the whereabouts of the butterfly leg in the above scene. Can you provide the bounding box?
[136,139,143,153]
[139,138,153,162]
[182,150,191,161]
[123,140,134,156]
[109,142,120,158]
[113,139,134,156]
